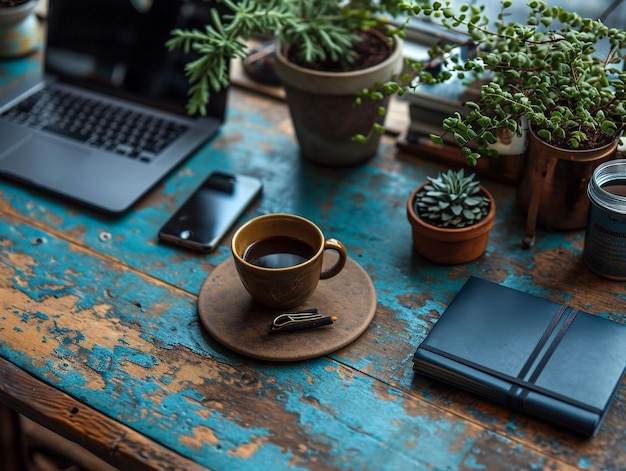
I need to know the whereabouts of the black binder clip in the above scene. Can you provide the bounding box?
[269,308,337,334]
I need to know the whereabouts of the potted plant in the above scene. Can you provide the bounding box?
[407,0,626,246]
[0,0,40,58]
[406,168,496,264]
[166,0,408,167]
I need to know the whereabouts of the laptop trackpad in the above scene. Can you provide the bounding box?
[0,136,90,184]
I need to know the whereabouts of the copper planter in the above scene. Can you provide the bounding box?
[516,129,617,247]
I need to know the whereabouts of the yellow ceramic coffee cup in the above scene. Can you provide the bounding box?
[231,213,347,309]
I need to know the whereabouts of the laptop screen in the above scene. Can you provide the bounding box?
[45,0,228,119]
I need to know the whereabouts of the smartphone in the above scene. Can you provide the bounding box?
[158,172,262,252]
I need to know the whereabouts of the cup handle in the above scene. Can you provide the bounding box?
[320,238,347,280]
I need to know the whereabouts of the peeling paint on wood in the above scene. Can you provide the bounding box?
[1,58,625,470]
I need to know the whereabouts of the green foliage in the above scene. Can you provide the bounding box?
[411,0,626,162]
[166,0,407,116]
[166,0,626,159]
[413,169,491,228]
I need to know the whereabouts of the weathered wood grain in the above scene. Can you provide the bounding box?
[0,211,586,470]
[0,358,209,471]
[1,54,625,470]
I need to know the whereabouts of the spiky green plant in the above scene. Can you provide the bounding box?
[413,169,491,228]
[165,0,408,116]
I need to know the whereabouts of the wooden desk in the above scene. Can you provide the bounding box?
[1,54,625,471]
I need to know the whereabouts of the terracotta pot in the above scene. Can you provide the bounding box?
[516,128,617,247]
[273,31,403,167]
[406,183,496,264]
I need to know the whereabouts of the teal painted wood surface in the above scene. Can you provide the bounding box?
[1,54,626,470]
[1,213,586,471]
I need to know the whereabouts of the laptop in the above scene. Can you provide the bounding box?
[0,0,229,215]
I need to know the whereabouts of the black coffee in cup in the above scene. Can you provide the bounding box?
[232,213,347,308]
[244,236,316,268]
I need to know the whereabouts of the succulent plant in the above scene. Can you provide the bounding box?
[413,169,491,228]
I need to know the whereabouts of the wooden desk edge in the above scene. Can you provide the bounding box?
[0,357,208,471]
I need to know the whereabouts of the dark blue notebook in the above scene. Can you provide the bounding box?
[413,277,626,436]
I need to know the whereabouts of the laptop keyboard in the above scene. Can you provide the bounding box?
[1,87,189,163]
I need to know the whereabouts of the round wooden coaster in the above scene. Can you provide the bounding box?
[197,256,376,361]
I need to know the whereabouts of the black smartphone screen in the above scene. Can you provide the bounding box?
[158,172,262,252]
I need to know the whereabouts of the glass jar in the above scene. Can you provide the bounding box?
[583,159,626,280]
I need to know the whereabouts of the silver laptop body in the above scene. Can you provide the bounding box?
[0,0,228,214]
